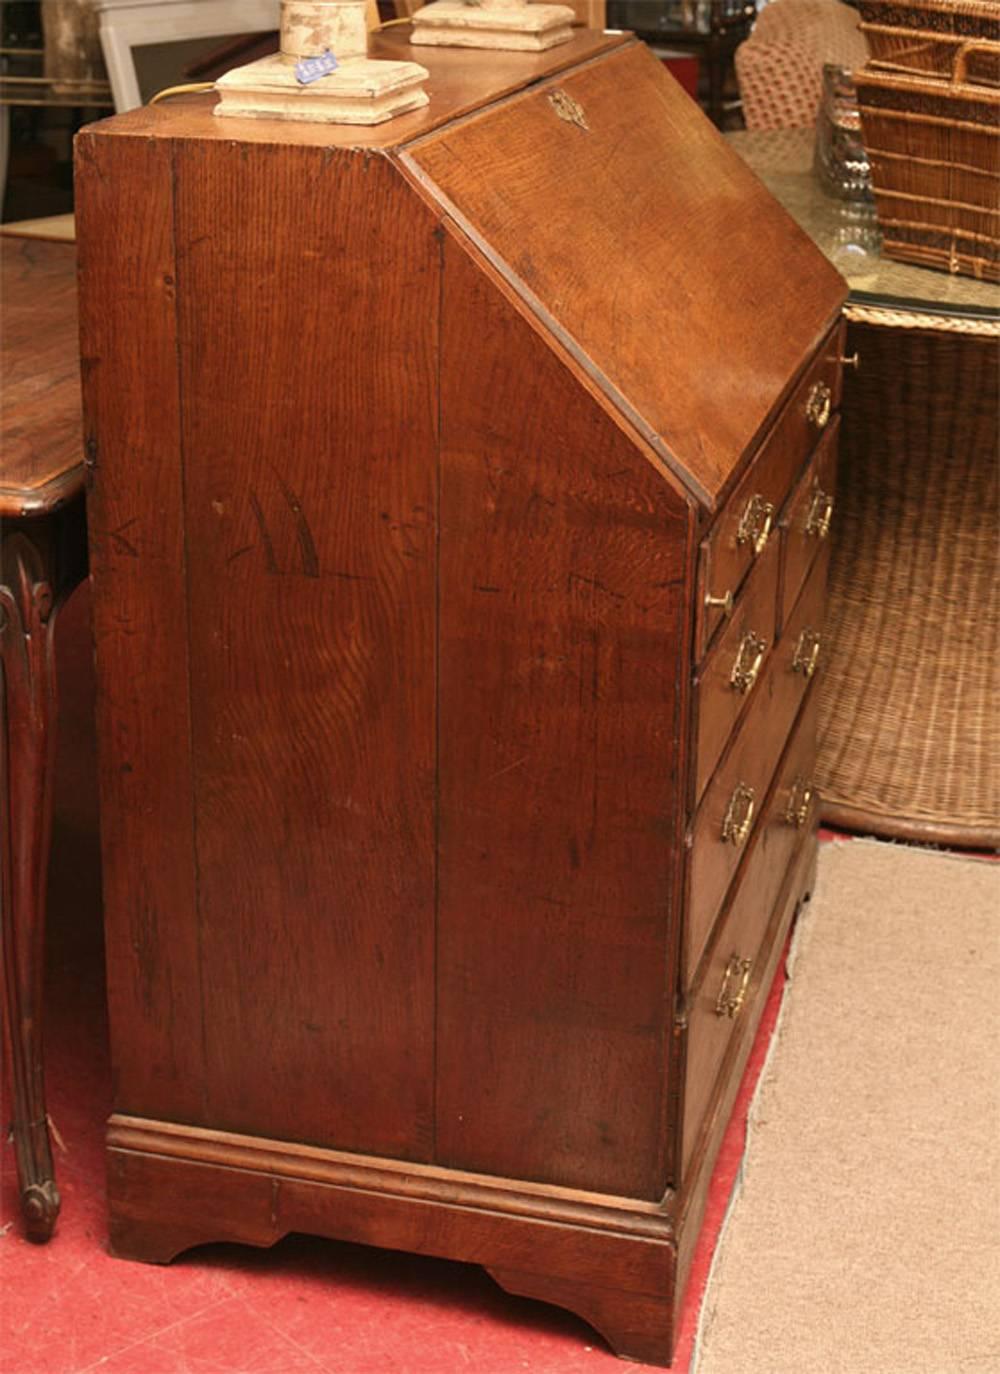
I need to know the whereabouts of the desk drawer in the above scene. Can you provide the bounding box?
[687,666,791,990]
[770,535,830,736]
[693,534,779,806]
[697,321,844,658]
[779,416,839,636]
[681,684,821,1178]
[687,538,829,986]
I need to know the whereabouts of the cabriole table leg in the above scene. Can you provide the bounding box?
[1,503,86,1241]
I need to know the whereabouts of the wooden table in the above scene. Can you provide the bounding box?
[1,233,87,1240]
[729,129,1000,848]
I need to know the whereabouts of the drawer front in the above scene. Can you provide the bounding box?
[687,657,793,990]
[681,683,821,1178]
[769,535,830,738]
[697,321,844,658]
[687,537,829,986]
[779,415,839,636]
[693,533,779,806]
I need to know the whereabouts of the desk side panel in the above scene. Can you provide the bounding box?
[171,142,439,1161]
[435,232,694,1200]
[75,131,206,1121]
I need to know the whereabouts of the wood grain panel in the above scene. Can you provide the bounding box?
[435,232,694,1201]
[74,132,205,1121]
[405,44,847,511]
[171,142,439,1159]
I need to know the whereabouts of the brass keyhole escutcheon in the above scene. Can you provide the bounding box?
[736,493,774,555]
[793,627,822,680]
[730,631,766,694]
[721,782,755,846]
[806,489,834,540]
[806,381,833,429]
[715,955,753,1019]
[548,88,589,131]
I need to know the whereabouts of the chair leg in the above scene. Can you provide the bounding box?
[1,527,62,1242]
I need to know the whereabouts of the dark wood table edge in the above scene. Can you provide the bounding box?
[2,232,88,1242]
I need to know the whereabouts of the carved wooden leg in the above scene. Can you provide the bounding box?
[1,526,63,1241]
[487,1266,676,1367]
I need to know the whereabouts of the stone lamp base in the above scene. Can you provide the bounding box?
[411,0,575,51]
[214,53,429,125]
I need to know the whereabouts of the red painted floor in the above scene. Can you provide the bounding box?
[1,585,802,1374]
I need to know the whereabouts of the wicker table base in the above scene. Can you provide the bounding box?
[817,309,999,849]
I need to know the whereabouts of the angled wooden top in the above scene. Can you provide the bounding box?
[1,237,85,519]
[75,26,629,152]
[404,42,848,511]
[76,29,847,512]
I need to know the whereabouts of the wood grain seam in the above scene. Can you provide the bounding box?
[168,135,212,1118]
[397,153,713,511]
[422,212,695,514]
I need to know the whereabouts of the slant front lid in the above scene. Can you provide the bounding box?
[402,42,847,511]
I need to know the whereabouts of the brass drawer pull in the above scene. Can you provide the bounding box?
[785,775,814,829]
[806,380,832,429]
[792,627,822,680]
[805,489,834,540]
[840,352,860,370]
[736,494,774,555]
[715,954,753,1019]
[721,782,755,846]
[705,590,734,617]
[730,631,766,694]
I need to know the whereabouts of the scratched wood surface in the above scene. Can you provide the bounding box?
[404,42,846,513]
[435,232,694,1201]
[170,140,440,1158]
[0,238,83,517]
[75,132,207,1123]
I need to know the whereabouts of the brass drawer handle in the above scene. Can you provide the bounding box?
[705,590,734,617]
[730,631,767,694]
[840,352,860,370]
[792,627,822,680]
[715,954,753,1019]
[736,494,774,555]
[806,380,832,429]
[785,775,815,829]
[805,489,834,540]
[721,782,755,846]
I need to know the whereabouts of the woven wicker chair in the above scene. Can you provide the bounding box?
[736,0,869,130]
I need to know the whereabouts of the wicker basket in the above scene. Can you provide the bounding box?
[856,63,1000,280]
[859,1,1000,83]
[818,313,1000,849]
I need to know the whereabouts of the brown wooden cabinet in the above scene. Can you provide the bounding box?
[75,27,845,1367]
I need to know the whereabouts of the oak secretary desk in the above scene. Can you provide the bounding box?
[75,26,846,1366]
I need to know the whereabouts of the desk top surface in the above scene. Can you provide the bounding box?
[1,237,84,518]
[727,127,1000,321]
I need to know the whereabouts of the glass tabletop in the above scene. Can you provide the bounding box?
[726,127,1000,321]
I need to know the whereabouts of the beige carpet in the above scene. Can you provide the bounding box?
[694,839,1000,1374]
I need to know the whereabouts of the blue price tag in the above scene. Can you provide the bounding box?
[295,50,339,84]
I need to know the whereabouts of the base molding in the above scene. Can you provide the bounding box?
[104,838,816,1366]
[106,1126,678,1360]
